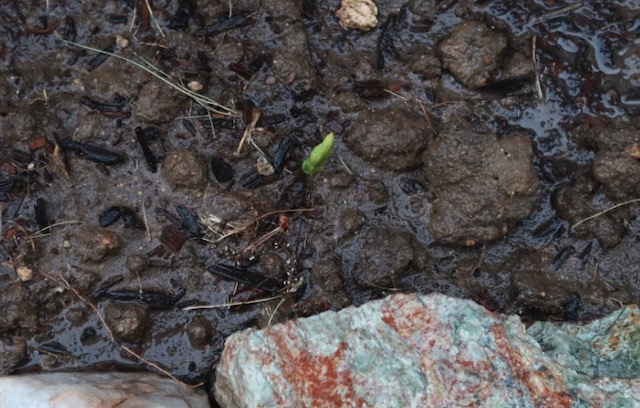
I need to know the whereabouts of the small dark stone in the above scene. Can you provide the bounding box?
[125,254,149,274]
[80,327,97,344]
[104,302,149,343]
[99,206,123,227]
[563,292,582,322]
[186,316,214,348]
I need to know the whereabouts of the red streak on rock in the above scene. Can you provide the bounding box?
[381,294,434,337]
[491,325,572,407]
[271,328,366,407]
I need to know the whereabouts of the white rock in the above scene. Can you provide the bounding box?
[336,0,378,31]
[0,372,209,408]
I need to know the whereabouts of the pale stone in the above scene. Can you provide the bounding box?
[15,266,33,282]
[0,372,208,408]
[336,0,378,31]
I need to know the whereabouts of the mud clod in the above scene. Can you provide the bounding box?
[439,21,507,89]
[0,283,38,334]
[341,227,419,287]
[162,149,208,189]
[0,336,27,375]
[0,0,638,386]
[424,106,539,245]
[134,81,188,124]
[344,104,431,171]
[71,227,121,263]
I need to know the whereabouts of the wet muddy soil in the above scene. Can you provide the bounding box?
[1,0,639,392]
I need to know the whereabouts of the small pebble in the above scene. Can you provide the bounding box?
[256,155,274,176]
[115,35,129,49]
[188,81,204,92]
[16,266,33,282]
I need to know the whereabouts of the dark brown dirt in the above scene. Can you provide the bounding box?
[0,0,639,395]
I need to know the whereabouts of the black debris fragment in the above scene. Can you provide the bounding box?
[207,263,286,294]
[101,289,184,310]
[79,95,130,118]
[210,156,233,183]
[58,139,125,165]
[167,0,196,30]
[62,16,76,42]
[34,197,50,231]
[272,136,292,174]
[135,126,159,173]
[99,206,144,229]
[352,80,388,100]
[563,292,582,322]
[86,42,115,71]
[175,205,203,238]
[196,12,252,37]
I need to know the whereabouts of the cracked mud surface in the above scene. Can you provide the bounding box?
[0,0,639,389]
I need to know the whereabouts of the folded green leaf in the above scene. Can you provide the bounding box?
[302,132,334,176]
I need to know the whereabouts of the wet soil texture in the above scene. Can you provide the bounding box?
[0,0,639,387]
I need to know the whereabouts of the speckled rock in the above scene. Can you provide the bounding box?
[214,293,640,408]
[0,372,209,408]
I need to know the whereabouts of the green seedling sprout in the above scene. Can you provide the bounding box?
[302,132,334,176]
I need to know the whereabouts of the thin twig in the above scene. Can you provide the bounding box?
[57,38,237,117]
[45,270,199,386]
[182,294,284,311]
[202,208,315,242]
[267,297,287,326]
[383,89,409,101]
[184,277,305,312]
[529,2,584,24]
[250,138,270,160]
[141,200,151,241]
[532,36,544,101]
[129,2,138,32]
[416,99,435,134]
[144,0,165,37]
[237,108,261,154]
[242,226,284,253]
[23,220,83,239]
[572,198,640,229]
[338,154,354,176]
